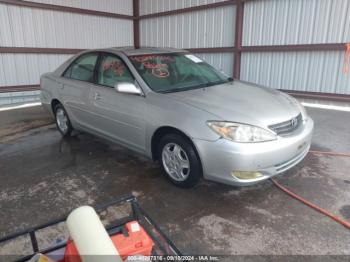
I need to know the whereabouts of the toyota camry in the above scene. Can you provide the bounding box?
[40,47,314,188]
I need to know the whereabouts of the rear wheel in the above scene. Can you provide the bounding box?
[158,134,202,188]
[54,103,73,137]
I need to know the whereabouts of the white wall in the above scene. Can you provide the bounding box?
[0,54,72,87]
[241,0,350,94]
[0,0,133,106]
[140,6,235,49]
[0,91,41,107]
[140,0,227,15]
[29,0,133,15]
[197,53,234,77]
[243,0,350,46]
[2,0,349,103]
[0,5,133,49]
[140,0,350,95]
[140,1,235,77]
[241,51,349,95]
[0,1,134,87]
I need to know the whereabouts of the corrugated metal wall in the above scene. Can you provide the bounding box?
[197,53,234,77]
[0,91,41,106]
[0,4,133,49]
[241,51,349,95]
[29,0,133,15]
[0,0,133,106]
[140,1,235,77]
[140,6,235,49]
[140,0,227,15]
[243,0,350,46]
[241,0,350,94]
[0,54,71,86]
[139,0,350,95]
[2,0,349,107]
[0,1,133,87]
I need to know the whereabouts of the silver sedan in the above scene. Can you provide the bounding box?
[40,47,314,188]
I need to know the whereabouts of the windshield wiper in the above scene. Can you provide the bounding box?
[159,80,230,94]
[159,83,208,93]
[203,79,230,87]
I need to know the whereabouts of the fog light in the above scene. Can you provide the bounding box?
[232,171,263,180]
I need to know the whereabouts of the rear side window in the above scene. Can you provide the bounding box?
[63,53,98,82]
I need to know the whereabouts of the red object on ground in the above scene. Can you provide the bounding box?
[271,178,350,230]
[64,221,154,262]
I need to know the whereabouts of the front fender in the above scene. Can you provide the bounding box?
[144,93,221,157]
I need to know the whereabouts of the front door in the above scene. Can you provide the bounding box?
[89,53,147,153]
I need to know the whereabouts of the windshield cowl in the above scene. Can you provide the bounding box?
[158,79,232,94]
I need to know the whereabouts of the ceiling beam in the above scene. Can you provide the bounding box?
[0,47,84,54]
[186,47,237,53]
[242,43,346,52]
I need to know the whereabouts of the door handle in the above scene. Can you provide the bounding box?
[93,92,101,100]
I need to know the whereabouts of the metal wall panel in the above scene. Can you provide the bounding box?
[0,0,133,106]
[0,54,72,86]
[241,0,350,95]
[0,91,41,106]
[0,3,133,48]
[243,0,350,46]
[140,0,227,15]
[27,0,133,15]
[241,51,350,95]
[140,5,235,48]
[197,53,234,77]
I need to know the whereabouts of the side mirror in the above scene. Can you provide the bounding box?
[114,82,142,95]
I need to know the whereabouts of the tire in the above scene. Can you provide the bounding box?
[158,133,202,188]
[54,103,73,137]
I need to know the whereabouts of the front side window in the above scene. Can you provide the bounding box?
[129,53,230,93]
[97,55,134,88]
[63,53,98,82]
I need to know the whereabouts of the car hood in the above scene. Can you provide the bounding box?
[167,80,301,128]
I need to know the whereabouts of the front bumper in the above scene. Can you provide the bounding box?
[193,118,314,186]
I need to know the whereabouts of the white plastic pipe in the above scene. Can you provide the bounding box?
[66,206,122,262]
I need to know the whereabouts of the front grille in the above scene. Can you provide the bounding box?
[268,113,302,135]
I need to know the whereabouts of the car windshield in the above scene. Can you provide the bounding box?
[129,53,231,93]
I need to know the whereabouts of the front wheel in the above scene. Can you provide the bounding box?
[158,134,202,188]
[54,103,73,137]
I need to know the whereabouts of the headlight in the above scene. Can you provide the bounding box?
[207,121,277,143]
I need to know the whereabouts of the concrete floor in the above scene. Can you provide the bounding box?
[0,105,350,259]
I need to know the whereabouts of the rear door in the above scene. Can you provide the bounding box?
[59,52,99,129]
[89,53,147,153]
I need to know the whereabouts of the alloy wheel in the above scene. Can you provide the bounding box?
[161,143,190,181]
[56,108,69,134]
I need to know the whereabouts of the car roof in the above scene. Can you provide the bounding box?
[98,46,187,56]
